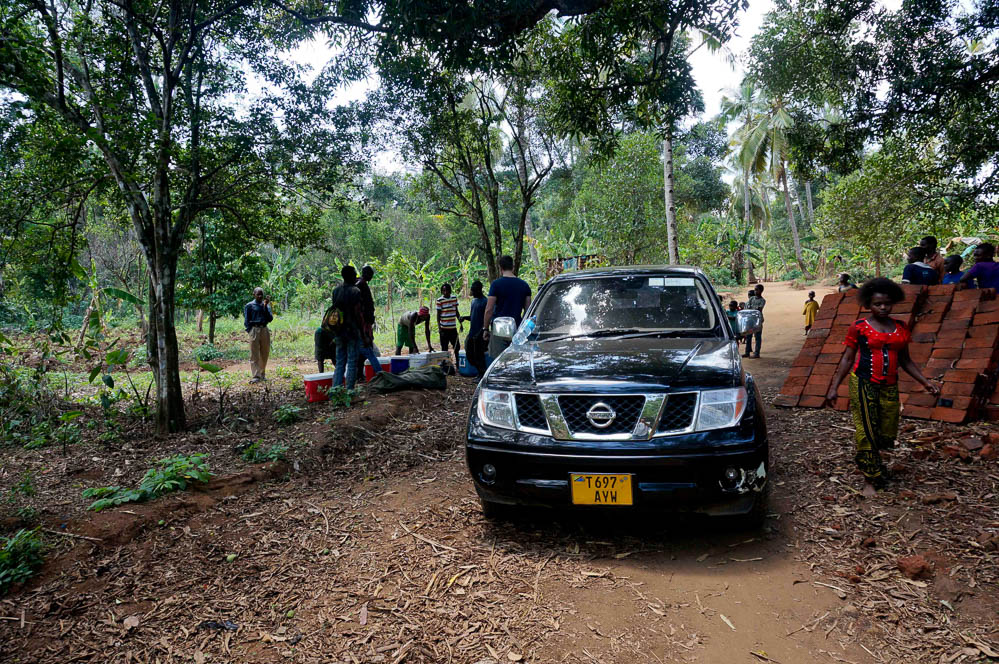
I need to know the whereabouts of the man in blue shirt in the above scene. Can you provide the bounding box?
[331,265,364,390]
[460,280,488,375]
[244,287,273,383]
[483,255,532,358]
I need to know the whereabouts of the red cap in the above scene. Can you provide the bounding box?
[419,306,430,317]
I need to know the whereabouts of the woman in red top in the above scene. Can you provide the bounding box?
[825,278,939,496]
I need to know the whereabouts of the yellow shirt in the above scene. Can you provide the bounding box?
[803,300,820,326]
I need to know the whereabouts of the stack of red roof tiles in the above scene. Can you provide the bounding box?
[775,284,999,423]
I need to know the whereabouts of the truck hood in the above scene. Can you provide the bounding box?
[483,337,742,392]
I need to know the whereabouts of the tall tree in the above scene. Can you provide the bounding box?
[750,0,999,202]
[0,1,365,432]
[720,79,763,282]
[738,95,812,277]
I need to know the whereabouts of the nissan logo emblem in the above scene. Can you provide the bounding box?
[586,402,617,428]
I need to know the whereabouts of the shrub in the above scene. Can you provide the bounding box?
[702,266,738,287]
[0,528,44,595]
[83,453,212,511]
[273,404,304,425]
[241,441,288,463]
[327,387,359,409]
[193,343,223,362]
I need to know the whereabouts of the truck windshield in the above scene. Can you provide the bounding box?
[531,275,717,340]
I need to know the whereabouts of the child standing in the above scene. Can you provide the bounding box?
[802,291,819,334]
[726,300,739,329]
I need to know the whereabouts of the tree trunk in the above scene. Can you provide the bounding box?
[780,166,810,277]
[196,309,204,332]
[146,255,186,434]
[804,179,815,225]
[524,215,542,283]
[662,131,679,264]
[208,311,217,345]
[875,245,882,277]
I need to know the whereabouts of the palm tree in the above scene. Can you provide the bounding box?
[726,171,771,280]
[720,80,763,281]
[738,95,812,278]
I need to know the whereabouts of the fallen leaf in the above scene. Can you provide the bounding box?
[194,652,206,664]
[696,553,710,562]
[720,614,736,631]
[359,602,368,626]
[123,615,140,630]
[507,652,523,662]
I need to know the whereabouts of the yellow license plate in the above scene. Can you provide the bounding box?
[570,474,633,506]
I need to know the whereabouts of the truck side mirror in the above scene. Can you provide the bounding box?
[735,310,762,336]
[490,317,517,340]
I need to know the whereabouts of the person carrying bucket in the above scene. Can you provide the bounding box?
[396,307,433,355]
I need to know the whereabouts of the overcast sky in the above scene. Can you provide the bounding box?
[279,1,775,171]
[690,0,773,119]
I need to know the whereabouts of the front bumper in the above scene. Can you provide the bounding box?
[466,429,768,516]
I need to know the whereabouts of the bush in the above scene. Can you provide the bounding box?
[327,387,359,409]
[194,343,223,362]
[0,528,44,595]
[241,441,288,463]
[273,404,304,425]
[83,453,212,511]
[702,266,737,287]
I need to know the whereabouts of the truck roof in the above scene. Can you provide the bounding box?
[548,265,706,281]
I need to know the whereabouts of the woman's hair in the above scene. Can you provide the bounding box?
[858,277,905,307]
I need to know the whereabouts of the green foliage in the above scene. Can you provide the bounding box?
[9,471,36,499]
[816,144,955,275]
[273,405,304,425]
[0,528,44,595]
[750,0,999,198]
[194,344,224,363]
[241,442,288,463]
[83,454,212,512]
[327,387,359,410]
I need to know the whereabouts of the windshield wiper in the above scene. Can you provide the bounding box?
[614,329,717,339]
[538,328,641,343]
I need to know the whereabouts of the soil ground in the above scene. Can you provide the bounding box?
[2,281,997,664]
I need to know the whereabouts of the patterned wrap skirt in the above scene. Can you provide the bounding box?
[848,373,900,482]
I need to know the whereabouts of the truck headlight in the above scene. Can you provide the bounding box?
[477,390,516,430]
[695,387,748,431]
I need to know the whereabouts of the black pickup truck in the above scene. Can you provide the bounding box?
[465,266,768,524]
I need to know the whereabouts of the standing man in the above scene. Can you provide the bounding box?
[331,265,363,390]
[901,246,939,285]
[960,242,999,289]
[396,307,433,355]
[460,280,488,376]
[919,236,945,278]
[436,283,462,361]
[355,265,382,375]
[744,284,766,359]
[244,287,273,383]
[483,255,532,358]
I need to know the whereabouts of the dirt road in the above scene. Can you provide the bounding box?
[5,281,996,663]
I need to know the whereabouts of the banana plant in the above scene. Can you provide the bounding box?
[455,249,487,297]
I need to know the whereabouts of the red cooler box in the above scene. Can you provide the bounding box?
[303,372,334,402]
[364,359,391,382]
